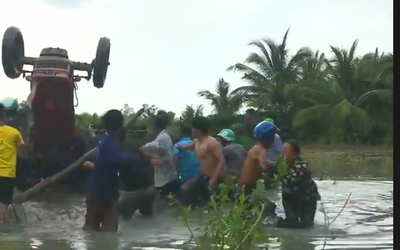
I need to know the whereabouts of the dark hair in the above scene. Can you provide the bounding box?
[286,140,301,155]
[157,110,167,117]
[119,127,127,141]
[154,114,167,130]
[102,109,124,131]
[0,104,5,118]
[156,110,169,125]
[180,124,191,137]
[192,116,209,135]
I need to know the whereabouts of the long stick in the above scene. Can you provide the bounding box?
[14,108,145,204]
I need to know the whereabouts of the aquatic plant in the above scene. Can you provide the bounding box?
[169,179,267,250]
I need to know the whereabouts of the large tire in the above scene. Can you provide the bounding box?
[93,37,110,88]
[2,26,24,79]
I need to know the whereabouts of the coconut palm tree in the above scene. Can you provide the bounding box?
[292,40,393,142]
[179,104,204,125]
[299,50,329,84]
[197,78,243,117]
[227,28,311,112]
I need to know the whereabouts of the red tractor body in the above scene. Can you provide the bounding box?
[2,26,110,191]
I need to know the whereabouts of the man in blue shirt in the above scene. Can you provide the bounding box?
[174,125,199,206]
[82,109,136,232]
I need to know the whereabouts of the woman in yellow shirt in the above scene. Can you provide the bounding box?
[0,104,24,207]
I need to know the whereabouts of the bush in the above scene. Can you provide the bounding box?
[169,179,268,250]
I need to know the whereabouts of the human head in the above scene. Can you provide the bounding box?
[179,124,192,138]
[282,140,301,162]
[156,110,168,123]
[0,104,6,123]
[245,109,257,123]
[153,114,168,132]
[253,121,276,149]
[217,129,235,146]
[264,117,280,132]
[192,116,209,139]
[102,109,124,134]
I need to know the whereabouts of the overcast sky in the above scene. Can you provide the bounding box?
[0,0,393,116]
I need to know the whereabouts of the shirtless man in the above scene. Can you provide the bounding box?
[177,116,225,202]
[238,121,276,196]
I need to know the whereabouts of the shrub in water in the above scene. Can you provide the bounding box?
[169,178,267,250]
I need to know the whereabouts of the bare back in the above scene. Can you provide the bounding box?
[194,136,224,178]
[238,144,265,186]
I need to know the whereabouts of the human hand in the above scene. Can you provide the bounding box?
[264,159,276,167]
[151,158,164,166]
[83,161,95,169]
[208,178,217,188]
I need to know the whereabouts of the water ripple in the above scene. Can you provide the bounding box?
[0,180,393,250]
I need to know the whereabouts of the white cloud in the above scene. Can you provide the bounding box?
[0,0,393,116]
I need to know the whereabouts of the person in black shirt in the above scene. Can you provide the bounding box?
[277,140,321,228]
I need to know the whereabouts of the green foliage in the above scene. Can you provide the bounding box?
[168,179,267,250]
[73,29,392,145]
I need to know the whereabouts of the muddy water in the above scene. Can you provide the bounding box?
[0,149,393,250]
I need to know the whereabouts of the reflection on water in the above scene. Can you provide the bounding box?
[0,150,393,250]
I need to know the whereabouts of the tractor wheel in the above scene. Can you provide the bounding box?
[2,26,25,79]
[93,37,110,88]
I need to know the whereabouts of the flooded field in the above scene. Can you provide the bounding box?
[0,147,393,250]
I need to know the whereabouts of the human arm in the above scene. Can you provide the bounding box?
[208,140,225,187]
[177,140,195,151]
[140,141,159,159]
[14,131,32,156]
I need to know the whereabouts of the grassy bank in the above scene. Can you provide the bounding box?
[302,143,393,153]
[300,143,393,180]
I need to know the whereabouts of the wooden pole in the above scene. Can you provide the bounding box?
[14,108,145,203]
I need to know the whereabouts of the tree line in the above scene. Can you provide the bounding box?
[76,29,393,145]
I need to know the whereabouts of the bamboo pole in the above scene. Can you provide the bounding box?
[13,108,145,203]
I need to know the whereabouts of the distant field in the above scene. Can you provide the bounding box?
[301,143,393,153]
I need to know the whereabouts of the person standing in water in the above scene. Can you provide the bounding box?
[140,114,179,202]
[82,109,137,232]
[277,140,321,228]
[174,124,199,206]
[0,104,27,220]
[177,116,225,201]
[216,129,246,177]
[238,121,276,196]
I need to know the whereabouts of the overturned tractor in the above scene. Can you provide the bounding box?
[2,26,110,192]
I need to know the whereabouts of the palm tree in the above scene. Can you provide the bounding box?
[355,51,393,128]
[197,78,243,117]
[292,40,393,142]
[298,50,329,84]
[227,28,311,112]
[180,104,204,125]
